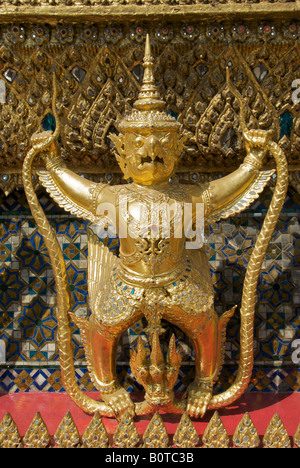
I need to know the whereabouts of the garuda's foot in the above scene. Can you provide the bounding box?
[186,379,213,418]
[100,387,135,420]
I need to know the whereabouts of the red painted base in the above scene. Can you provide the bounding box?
[0,392,299,438]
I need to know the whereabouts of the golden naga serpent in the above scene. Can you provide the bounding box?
[22,75,288,417]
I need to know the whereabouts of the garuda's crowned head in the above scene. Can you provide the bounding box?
[110,34,186,186]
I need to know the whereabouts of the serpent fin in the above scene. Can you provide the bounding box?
[213,306,237,383]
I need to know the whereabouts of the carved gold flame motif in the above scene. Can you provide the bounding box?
[0,410,298,448]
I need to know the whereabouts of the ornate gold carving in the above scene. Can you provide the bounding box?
[54,411,80,448]
[294,421,300,448]
[0,20,298,188]
[142,412,169,448]
[130,333,182,407]
[173,412,199,448]
[206,168,275,223]
[22,36,289,420]
[81,412,109,448]
[113,412,139,448]
[23,412,51,448]
[233,412,260,448]
[0,410,298,448]
[263,413,291,448]
[0,3,297,36]
[0,412,23,448]
[37,169,100,224]
[202,411,230,448]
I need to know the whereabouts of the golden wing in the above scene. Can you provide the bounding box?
[38,169,98,223]
[206,168,275,223]
[87,226,119,311]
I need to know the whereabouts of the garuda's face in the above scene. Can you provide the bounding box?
[124,129,177,185]
[122,129,179,185]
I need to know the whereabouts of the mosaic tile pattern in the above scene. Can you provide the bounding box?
[0,185,299,393]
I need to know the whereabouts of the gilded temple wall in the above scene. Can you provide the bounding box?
[0,7,299,393]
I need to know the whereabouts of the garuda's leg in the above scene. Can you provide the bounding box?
[89,312,143,418]
[164,305,219,418]
[186,310,219,418]
[76,286,143,418]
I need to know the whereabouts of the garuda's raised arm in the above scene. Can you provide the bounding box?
[197,68,276,224]
[200,129,275,223]
[28,75,112,224]
[37,141,114,224]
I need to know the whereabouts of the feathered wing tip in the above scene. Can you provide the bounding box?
[87,227,118,309]
[207,169,275,224]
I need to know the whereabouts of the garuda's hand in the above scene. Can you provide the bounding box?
[30,130,63,171]
[243,129,273,167]
[30,130,55,152]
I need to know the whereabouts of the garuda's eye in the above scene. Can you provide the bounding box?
[133,136,145,148]
[160,134,174,149]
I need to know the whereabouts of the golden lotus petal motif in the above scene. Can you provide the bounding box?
[173,412,199,448]
[23,412,50,448]
[233,412,260,448]
[263,413,291,448]
[0,412,22,448]
[202,411,229,448]
[142,412,169,448]
[113,411,140,448]
[54,411,80,448]
[82,411,109,448]
[294,421,300,448]
[0,409,298,448]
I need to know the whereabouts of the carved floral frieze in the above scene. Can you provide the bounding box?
[0,19,299,193]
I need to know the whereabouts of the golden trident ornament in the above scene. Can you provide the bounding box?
[23,35,288,419]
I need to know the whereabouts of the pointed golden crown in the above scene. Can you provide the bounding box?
[118,34,179,132]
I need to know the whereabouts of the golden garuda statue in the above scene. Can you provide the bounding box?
[22,35,288,419]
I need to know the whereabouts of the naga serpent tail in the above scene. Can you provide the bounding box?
[22,76,114,416]
[208,139,288,409]
[207,73,289,410]
[167,138,288,415]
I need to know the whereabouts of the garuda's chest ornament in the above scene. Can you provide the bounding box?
[23,35,288,419]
